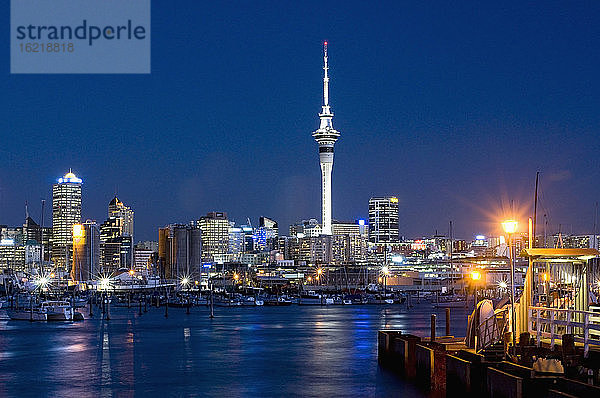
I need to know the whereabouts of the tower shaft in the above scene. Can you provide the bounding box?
[312,41,340,236]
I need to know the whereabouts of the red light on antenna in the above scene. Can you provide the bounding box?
[324,41,328,45]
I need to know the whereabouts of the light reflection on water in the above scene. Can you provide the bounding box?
[0,304,467,397]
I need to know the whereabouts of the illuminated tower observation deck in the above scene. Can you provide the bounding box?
[312,41,340,236]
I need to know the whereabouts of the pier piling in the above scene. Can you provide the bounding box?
[446,308,450,336]
[165,295,169,318]
[431,314,436,342]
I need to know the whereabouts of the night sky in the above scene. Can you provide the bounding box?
[1,1,599,241]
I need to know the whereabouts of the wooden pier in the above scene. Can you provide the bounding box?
[378,327,600,397]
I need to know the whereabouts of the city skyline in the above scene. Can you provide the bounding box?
[1,2,599,240]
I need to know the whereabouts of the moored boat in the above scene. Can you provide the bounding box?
[7,300,82,321]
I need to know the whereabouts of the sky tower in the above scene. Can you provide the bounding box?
[312,41,341,236]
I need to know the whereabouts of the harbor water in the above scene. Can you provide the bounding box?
[0,303,469,397]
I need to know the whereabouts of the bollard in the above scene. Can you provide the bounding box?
[445,308,450,336]
[209,290,214,319]
[89,298,94,317]
[431,314,436,342]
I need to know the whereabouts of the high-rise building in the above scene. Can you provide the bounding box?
[0,238,25,272]
[23,216,51,267]
[158,224,202,279]
[256,217,278,252]
[108,196,134,237]
[99,217,133,274]
[299,235,331,265]
[72,221,100,281]
[289,219,322,238]
[136,240,159,252]
[259,217,278,237]
[331,220,368,265]
[134,248,155,273]
[228,223,254,260]
[368,196,399,244]
[197,212,229,262]
[312,42,341,236]
[51,171,82,269]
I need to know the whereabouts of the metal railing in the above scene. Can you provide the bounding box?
[529,306,600,358]
[477,307,509,352]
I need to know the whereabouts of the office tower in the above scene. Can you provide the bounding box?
[98,197,135,273]
[136,240,159,252]
[72,221,100,281]
[256,216,278,252]
[290,219,322,238]
[51,171,82,269]
[99,217,133,273]
[108,196,134,237]
[158,224,202,279]
[312,42,341,236]
[368,196,399,244]
[0,238,25,272]
[23,216,41,245]
[298,235,332,265]
[228,224,245,260]
[197,212,229,262]
[134,247,155,273]
[331,220,368,265]
[259,216,278,237]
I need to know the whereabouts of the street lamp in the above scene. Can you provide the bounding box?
[382,266,390,295]
[502,219,518,356]
[471,270,481,307]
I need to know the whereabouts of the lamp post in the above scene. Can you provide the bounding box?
[502,219,518,356]
[382,266,389,296]
[471,270,481,308]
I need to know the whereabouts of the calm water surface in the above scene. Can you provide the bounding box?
[0,303,468,397]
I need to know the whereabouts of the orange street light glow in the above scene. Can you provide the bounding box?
[502,220,518,234]
[72,224,84,238]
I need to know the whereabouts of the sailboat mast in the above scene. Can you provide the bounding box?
[533,172,539,248]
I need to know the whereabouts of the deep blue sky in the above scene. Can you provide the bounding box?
[1,1,600,240]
